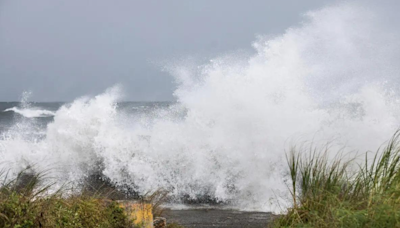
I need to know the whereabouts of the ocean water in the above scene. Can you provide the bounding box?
[1,2,400,213]
[0,101,172,132]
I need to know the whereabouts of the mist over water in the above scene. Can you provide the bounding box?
[1,3,400,212]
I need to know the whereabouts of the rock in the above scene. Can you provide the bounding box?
[154,217,167,228]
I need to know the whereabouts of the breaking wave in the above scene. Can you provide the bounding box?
[1,2,400,213]
[3,107,55,118]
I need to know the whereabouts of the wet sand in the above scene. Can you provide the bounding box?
[163,208,276,228]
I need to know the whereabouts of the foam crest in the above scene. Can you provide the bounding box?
[3,107,55,118]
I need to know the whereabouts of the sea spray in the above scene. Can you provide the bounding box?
[1,3,400,213]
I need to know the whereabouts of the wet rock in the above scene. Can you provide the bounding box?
[83,172,139,200]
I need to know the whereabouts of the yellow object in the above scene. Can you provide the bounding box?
[119,201,153,228]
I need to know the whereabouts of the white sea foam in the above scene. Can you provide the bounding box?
[2,92,55,118]
[3,107,55,118]
[1,3,400,213]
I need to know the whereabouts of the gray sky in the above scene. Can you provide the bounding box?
[0,0,363,102]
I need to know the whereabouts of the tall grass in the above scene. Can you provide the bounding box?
[0,170,137,228]
[274,131,400,228]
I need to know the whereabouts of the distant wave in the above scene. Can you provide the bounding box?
[3,107,55,118]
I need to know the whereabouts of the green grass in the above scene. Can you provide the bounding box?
[273,131,400,228]
[0,170,136,228]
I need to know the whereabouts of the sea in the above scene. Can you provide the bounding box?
[0,101,172,133]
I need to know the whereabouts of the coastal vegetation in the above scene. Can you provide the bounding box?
[0,169,185,228]
[0,171,136,228]
[273,131,400,228]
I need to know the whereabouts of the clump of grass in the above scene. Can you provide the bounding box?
[273,131,400,228]
[0,169,136,228]
[140,189,169,217]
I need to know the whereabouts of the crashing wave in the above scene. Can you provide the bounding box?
[3,107,56,118]
[1,2,400,213]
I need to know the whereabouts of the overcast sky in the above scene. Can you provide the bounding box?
[0,0,380,101]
